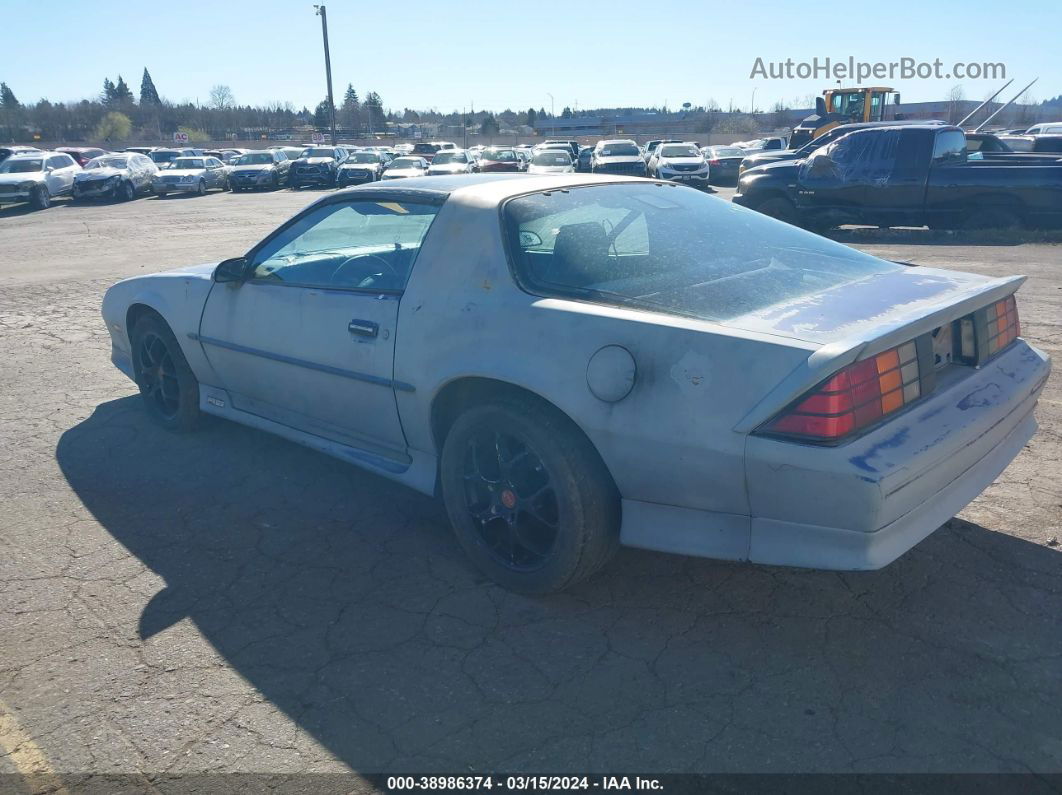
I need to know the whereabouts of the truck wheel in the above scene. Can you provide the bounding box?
[964,207,1021,231]
[30,184,51,210]
[130,313,201,433]
[755,197,797,225]
[440,396,620,594]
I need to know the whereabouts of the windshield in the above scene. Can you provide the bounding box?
[0,159,42,173]
[170,159,205,170]
[349,153,383,163]
[389,158,423,168]
[301,148,335,158]
[597,143,640,157]
[503,183,898,322]
[150,151,179,163]
[710,147,745,157]
[86,157,130,169]
[658,145,700,158]
[413,144,440,154]
[432,152,466,164]
[482,149,517,162]
[235,153,275,165]
[533,152,572,166]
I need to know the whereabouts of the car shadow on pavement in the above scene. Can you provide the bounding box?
[56,396,1062,773]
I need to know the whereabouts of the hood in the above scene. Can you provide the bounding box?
[528,165,573,174]
[428,164,468,173]
[231,164,275,173]
[157,169,205,177]
[659,157,705,166]
[742,159,800,180]
[76,167,125,180]
[298,157,335,165]
[341,162,381,170]
[165,262,218,278]
[384,168,422,175]
[595,155,642,164]
[0,171,44,185]
[745,151,800,168]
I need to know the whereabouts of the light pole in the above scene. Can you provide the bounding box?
[547,93,555,138]
[313,5,337,145]
[750,87,757,115]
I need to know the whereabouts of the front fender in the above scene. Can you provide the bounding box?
[101,270,222,387]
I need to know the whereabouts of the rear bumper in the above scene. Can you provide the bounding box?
[745,340,1050,569]
[620,340,1050,570]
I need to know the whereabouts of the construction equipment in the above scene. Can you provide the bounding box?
[788,87,902,148]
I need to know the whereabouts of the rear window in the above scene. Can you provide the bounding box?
[503,183,899,322]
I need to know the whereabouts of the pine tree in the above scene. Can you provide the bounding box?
[0,82,20,109]
[113,75,134,104]
[340,84,360,131]
[101,78,116,104]
[526,107,537,128]
[140,68,160,105]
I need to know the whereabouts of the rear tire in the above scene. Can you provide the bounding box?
[754,196,798,225]
[964,207,1022,231]
[130,313,200,433]
[440,396,620,594]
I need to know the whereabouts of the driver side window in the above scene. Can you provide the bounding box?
[249,199,440,291]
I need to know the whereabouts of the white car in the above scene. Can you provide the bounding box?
[73,152,158,201]
[381,157,429,179]
[101,173,1049,593]
[527,150,575,174]
[0,150,80,209]
[427,150,476,176]
[647,142,710,186]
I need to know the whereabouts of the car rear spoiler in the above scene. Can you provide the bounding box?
[734,274,1026,433]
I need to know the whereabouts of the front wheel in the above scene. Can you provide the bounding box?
[440,396,620,593]
[755,196,798,225]
[120,181,135,202]
[30,184,51,210]
[130,313,201,432]
[196,179,206,196]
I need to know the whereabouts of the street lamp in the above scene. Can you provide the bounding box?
[547,92,555,138]
[750,87,757,114]
[313,5,337,146]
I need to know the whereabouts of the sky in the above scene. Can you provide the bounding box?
[3,0,1060,114]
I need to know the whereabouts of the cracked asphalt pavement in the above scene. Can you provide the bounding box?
[0,188,1060,780]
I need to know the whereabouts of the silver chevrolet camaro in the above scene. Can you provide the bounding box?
[100,174,1050,593]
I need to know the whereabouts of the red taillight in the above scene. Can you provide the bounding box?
[985,295,1020,356]
[764,341,922,442]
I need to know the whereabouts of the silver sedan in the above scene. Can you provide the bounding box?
[152,156,229,197]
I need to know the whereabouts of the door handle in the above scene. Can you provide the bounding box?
[348,319,378,338]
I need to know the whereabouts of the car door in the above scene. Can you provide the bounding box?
[45,155,75,195]
[795,130,878,219]
[197,193,443,462]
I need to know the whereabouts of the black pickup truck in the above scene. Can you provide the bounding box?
[734,125,1062,230]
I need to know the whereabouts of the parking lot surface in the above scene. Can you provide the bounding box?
[1,189,1060,779]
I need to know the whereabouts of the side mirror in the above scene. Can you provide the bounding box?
[214,256,248,283]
